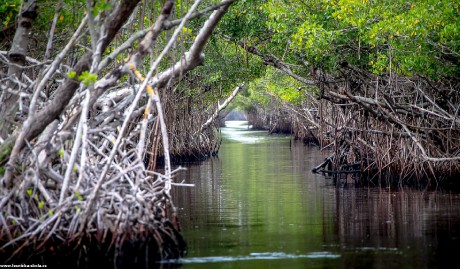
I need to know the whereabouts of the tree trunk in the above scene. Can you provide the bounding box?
[0,0,38,140]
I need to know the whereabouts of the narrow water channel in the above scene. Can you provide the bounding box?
[170,121,460,269]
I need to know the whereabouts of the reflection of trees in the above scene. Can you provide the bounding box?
[174,158,226,228]
[333,187,460,267]
[336,188,421,244]
[174,135,460,267]
[174,137,330,255]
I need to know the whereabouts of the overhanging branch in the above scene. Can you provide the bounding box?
[200,83,245,132]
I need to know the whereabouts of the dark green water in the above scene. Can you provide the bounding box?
[169,121,460,269]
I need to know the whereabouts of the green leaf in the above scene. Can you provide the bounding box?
[26,189,33,196]
[38,201,45,209]
[75,191,82,201]
[48,210,53,216]
[92,0,112,17]
[77,71,98,86]
[67,71,77,79]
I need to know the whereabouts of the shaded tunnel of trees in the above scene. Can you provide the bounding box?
[0,0,459,265]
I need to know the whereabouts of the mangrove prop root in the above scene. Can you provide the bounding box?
[239,42,459,184]
[0,0,238,264]
[0,227,187,267]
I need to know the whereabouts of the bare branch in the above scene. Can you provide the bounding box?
[200,83,245,132]
[44,0,64,60]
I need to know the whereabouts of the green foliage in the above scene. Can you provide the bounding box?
[358,0,460,76]
[92,0,112,17]
[0,142,12,159]
[182,26,192,36]
[218,0,460,114]
[75,191,83,201]
[233,67,307,112]
[261,0,459,77]
[67,71,77,79]
[176,37,265,104]
[0,140,12,176]
[223,0,459,76]
[220,0,269,41]
[0,0,20,28]
[78,71,98,86]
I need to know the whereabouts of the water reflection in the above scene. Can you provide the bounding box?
[172,121,460,269]
[162,251,340,264]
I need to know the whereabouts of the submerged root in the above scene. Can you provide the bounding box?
[0,226,186,267]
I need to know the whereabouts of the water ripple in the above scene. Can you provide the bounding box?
[160,251,340,264]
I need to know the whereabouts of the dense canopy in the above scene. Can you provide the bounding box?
[0,0,459,265]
